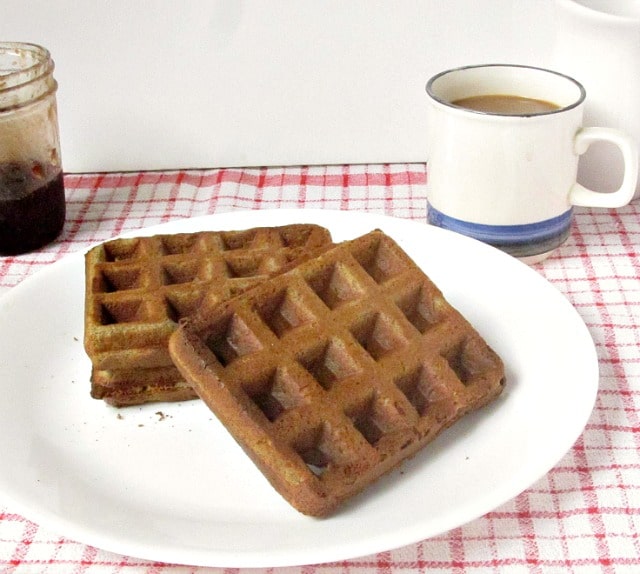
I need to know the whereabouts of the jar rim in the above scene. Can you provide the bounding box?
[0,42,56,112]
[0,42,51,82]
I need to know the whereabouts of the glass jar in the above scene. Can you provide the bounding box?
[0,42,66,255]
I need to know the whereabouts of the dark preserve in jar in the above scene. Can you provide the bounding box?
[0,162,66,255]
[0,42,66,256]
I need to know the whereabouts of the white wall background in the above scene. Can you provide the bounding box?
[1,1,554,172]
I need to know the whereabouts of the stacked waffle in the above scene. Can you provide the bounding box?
[83,224,333,406]
[168,229,505,516]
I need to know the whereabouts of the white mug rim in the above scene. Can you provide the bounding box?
[425,63,586,117]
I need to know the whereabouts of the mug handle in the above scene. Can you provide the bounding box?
[569,127,638,208]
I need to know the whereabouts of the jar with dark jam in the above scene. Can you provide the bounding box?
[0,42,66,255]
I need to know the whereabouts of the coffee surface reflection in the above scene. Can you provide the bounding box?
[452,94,561,115]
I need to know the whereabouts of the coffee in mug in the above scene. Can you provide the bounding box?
[425,64,638,264]
[451,94,561,115]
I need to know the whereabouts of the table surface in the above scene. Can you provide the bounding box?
[0,163,639,573]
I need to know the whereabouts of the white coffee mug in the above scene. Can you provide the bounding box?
[425,64,638,264]
[554,0,640,198]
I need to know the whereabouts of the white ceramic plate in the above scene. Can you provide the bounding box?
[0,209,598,568]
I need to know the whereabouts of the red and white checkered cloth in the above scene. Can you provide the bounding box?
[1,163,639,573]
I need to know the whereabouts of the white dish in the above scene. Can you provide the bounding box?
[0,209,598,568]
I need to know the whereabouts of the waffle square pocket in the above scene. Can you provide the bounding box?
[169,229,506,516]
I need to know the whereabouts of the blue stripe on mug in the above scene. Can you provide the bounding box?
[427,203,573,258]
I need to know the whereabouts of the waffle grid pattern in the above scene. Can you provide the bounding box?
[85,225,331,370]
[84,224,332,406]
[171,231,504,516]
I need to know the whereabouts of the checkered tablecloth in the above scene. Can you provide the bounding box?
[1,163,639,573]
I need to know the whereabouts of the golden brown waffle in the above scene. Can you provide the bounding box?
[169,229,506,517]
[84,224,333,373]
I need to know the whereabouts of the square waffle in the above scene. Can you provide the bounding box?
[169,229,506,517]
[84,224,333,406]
